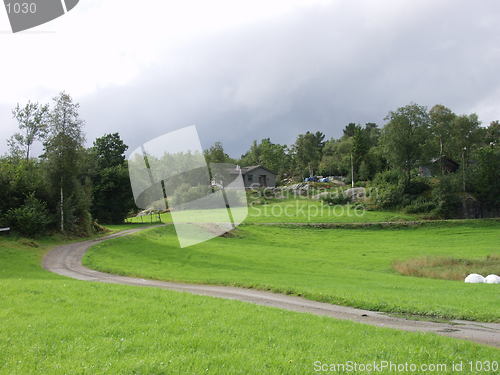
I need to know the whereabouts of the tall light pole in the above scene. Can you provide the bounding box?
[350,152,354,188]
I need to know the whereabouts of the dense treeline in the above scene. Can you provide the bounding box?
[1,96,499,237]
[206,103,500,218]
[0,93,135,236]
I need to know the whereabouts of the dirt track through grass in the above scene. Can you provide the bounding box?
[44,227,500,347]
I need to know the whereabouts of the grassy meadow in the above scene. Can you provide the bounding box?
[3,229,500,374]
[85,221,500,322]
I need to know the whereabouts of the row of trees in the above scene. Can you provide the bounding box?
[205,103,498,184]
[0,93,134,236]
[2,96,498,236]
[205,103,499,215]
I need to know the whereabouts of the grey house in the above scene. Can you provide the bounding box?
[238,165,277,188]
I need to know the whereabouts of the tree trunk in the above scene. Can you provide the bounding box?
[25,128,30,161]
[60,179,64,232]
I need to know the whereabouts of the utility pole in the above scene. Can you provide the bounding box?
[350,152,354,188]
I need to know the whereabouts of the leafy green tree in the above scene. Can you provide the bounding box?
[343,123,358,138]
[7,102,49,160]
[364,122,381,147]
[319,138,352,176]
[43,92,91,234]
[358,146,386,181]
[204,141,233,164]
[293,131,325,177]
[240,138,289,176]
[429,104,456,173]
[322,123,380,182]
[382,103,430,184]
[470,145,500,207]
[450,114,481,158]
[352,126,370,177]
[450,114,481,192]
[91,133,134,224]
[92,165,134,224]
[485,120,500,146]
[92,132,128,169]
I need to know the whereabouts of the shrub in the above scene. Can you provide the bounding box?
[431,176,461,218]
[403,197,436,214]
[369,170,405,209]
[6,193,52,237]
[404,178,431,196]
[321,191,350,206]
[371,183,404,209]
[372,169,403,186]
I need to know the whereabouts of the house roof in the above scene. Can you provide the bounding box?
[430,156,459,167]
[239,165,276,175]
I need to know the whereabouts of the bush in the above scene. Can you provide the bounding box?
[369,170,405,209]
[404,178,431,196]
[6,193,52,237]
[431,176,461,218]
[370,183,404,209]
[403,197,436,214]
[372,169,403,186]
[321,191,350,205]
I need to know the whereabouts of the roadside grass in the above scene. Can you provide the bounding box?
[393,254,500,281]
[125,198,420,225]
[2,232,499,373]
[85,221,500,322]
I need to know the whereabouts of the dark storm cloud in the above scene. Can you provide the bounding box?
[4,0,500,157]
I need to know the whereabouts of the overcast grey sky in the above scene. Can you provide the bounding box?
[1,0,500,157]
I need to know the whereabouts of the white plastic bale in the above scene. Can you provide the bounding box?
[484,274,500,284]
[464,273,485,283]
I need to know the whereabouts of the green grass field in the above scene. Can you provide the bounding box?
[3,230,499,374]
[85,221,500,322]
[126,199,420,224]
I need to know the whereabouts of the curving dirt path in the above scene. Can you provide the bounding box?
[43,227,500,348]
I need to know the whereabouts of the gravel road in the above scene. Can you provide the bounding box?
[43,227,500,348]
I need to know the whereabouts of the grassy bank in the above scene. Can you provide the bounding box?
[1,228,499,373]
[85,221,500,322]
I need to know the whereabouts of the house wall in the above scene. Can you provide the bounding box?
[243,167,276,188]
